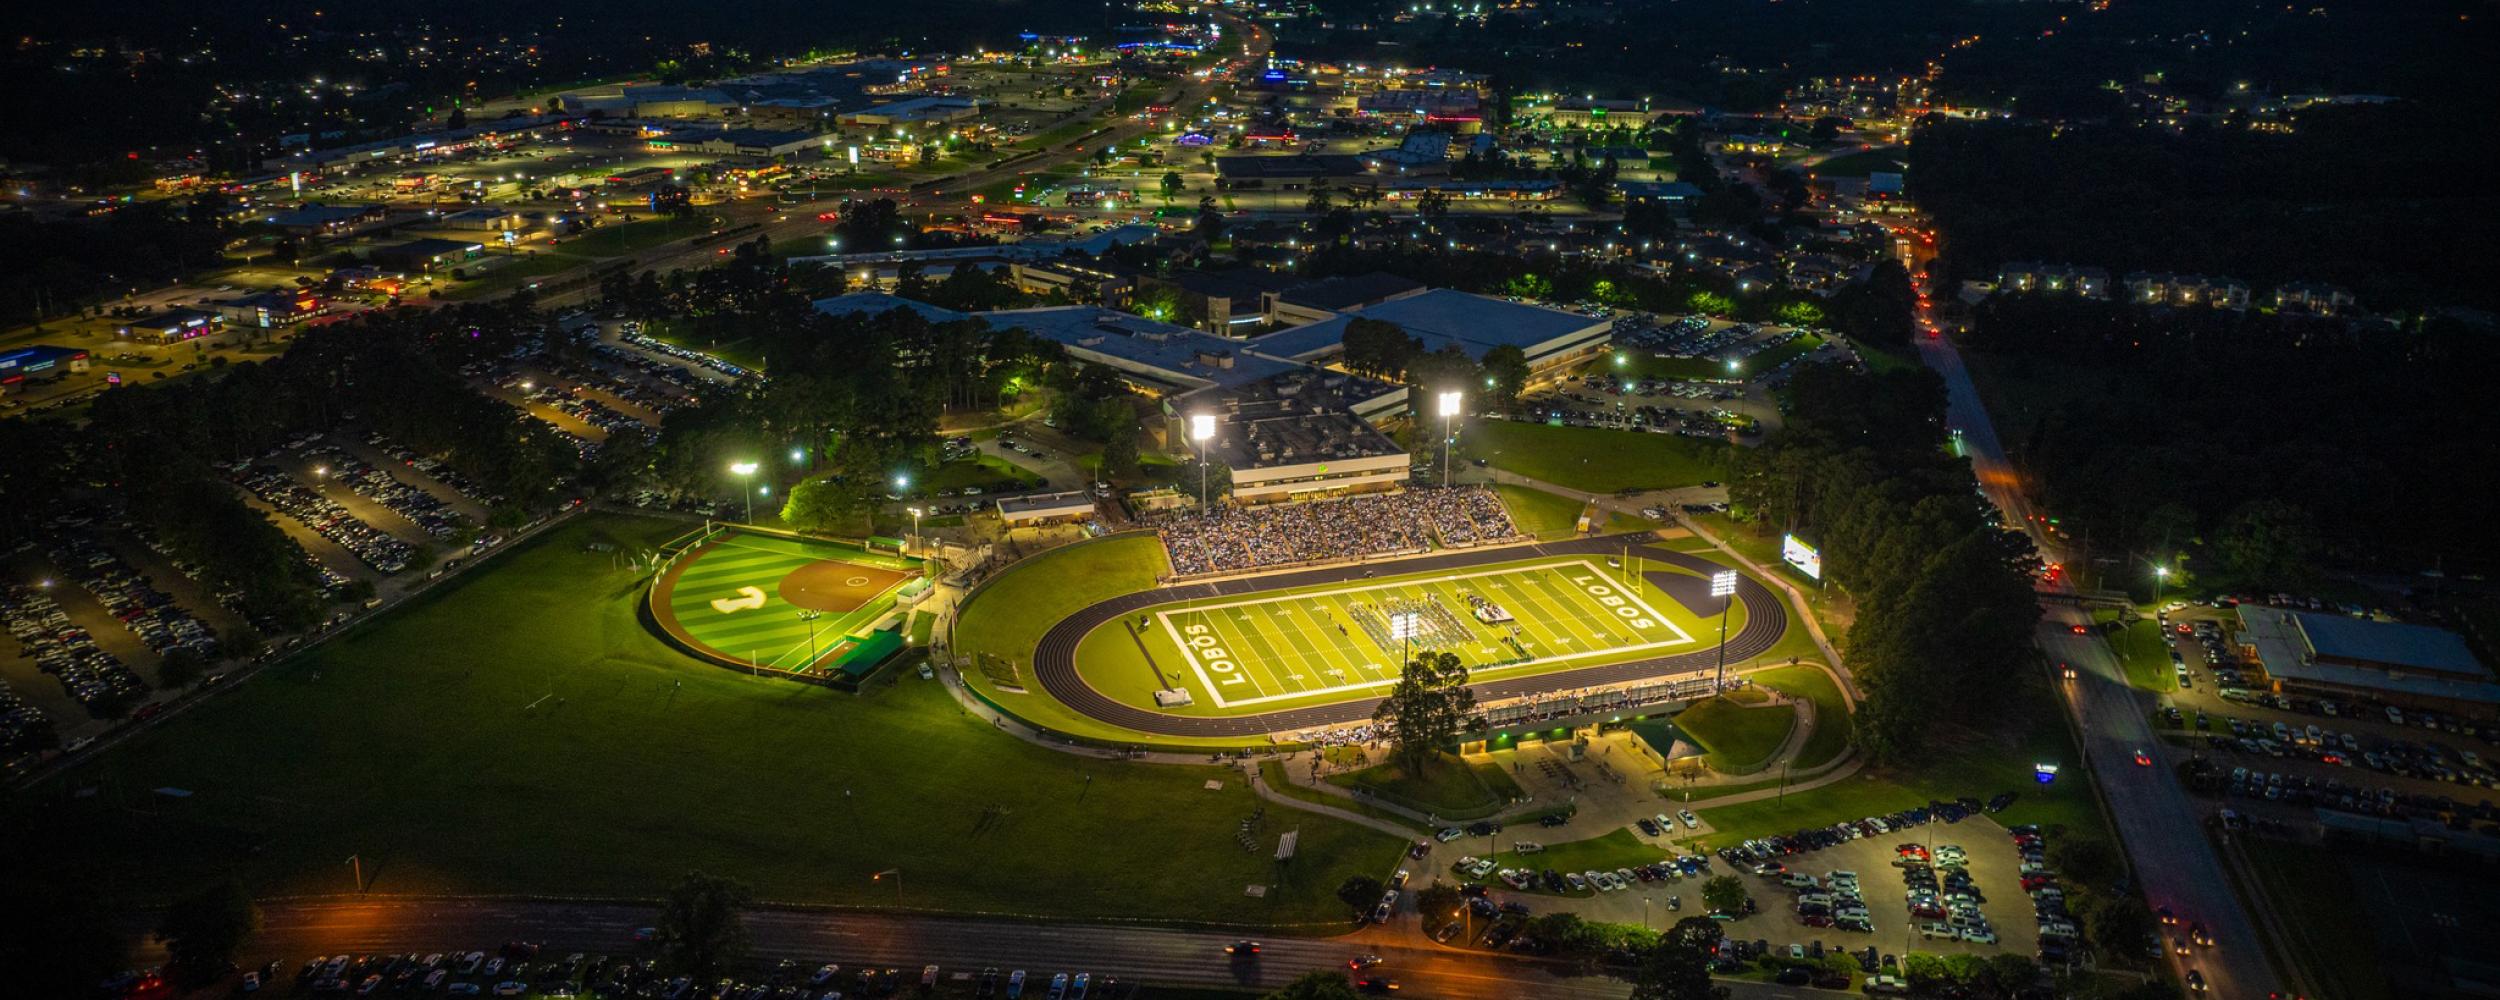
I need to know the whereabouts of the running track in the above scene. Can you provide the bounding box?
[1028,536,1789,737]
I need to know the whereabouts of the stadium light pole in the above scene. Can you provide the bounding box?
[1437,390,1462,488]
[1190,413,1217,509]
[1710,570,1739,691]
[729,461,760,524]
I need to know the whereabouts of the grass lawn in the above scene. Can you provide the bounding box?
[1745,665,1850,770]
[1018,118,1108,150]
[2096,612,2176,693]
[1324,753,1518,820]
[9,515,1399,924]
[1496,483,1588,539]
[560,216,717,258]
[1673,696,1795,771]
[1690,671,2103,851]
[1810,148,1909,179]
[1259,760,1426,833]
[919,454,1044,494]
[439,253,586,301]
[1469,420,1730,494]
[1738,332,1828,373]
[2236,842,2392,1000]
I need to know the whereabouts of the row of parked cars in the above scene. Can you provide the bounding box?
[48,537,219,660]
[1714,794,2017,873]
[306,446,470,541]
[233,463,416,574]
[617,324,754,382]
[0,582,148,714]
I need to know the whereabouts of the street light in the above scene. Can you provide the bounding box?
[907,506,924,554]
[1437,390,1462,488]
[1189,413,1217,509]
[1710,570,1739,690]
[729,461,760,523]
[2154,564,2170,606]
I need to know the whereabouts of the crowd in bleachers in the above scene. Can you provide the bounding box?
[1416,485,1521,546]
[1152,486,1521,577]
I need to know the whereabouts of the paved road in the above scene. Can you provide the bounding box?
[146,898,1837,1000]
[1916,323,2283,998]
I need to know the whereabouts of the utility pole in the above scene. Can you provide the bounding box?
[1710,571,1738,690]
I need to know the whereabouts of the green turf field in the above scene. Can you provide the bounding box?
[1466,420,1731,493]
[655,527,921,672]
[1073,551,1746,718]
[5,514,1400,923]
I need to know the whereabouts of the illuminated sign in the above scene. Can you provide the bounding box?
[1781,534,1823,580]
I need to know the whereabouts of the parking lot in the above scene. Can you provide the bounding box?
[2144,601,2500,833]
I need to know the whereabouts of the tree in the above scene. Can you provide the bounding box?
[158,646,209,689]
[2077,892,2156,960]
[1630,917,1729,1000]
[1335,874,1384,918]
[781,477,873,535]
[1414,883,1464,934]
[2213,498,2317,589]
[1340,317,1418,380]
[1305,188,1334,214]
[1160,171,1184,203]
[1370,651,1480,777]
[1261,971,1362,1000]
[1194,195,1227,243]
[1415,188,1452,223]
[1700,875,1748,916]
[1481,344,1531,404]
[154,881,259,984]
[2047,837,2119,888]
[656,871,754,977]
[1100,427,1142,480]
[8,875,127,998]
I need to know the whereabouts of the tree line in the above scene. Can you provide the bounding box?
[1961,293,2500,586]
[1,300,585,633]
[1728,364,2042,759]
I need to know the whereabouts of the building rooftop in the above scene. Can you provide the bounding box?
[1178,371,1406,471]
[378,237,486,257]
[1253,288,1611,362]
[1617,180,1705,201]
[263,202,381,227]
[684,127,823,148]
[1276,272,1426,313]
[811,292,972,324]
[985,306,1305,390]
[2236,607,2500,702]
[1215,155,1367,180]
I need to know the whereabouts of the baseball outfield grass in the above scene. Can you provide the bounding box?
[9,514,1400,925]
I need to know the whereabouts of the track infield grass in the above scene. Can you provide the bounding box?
[9,514,1401,923]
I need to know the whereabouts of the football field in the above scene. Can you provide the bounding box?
[1137,557,1698,710]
